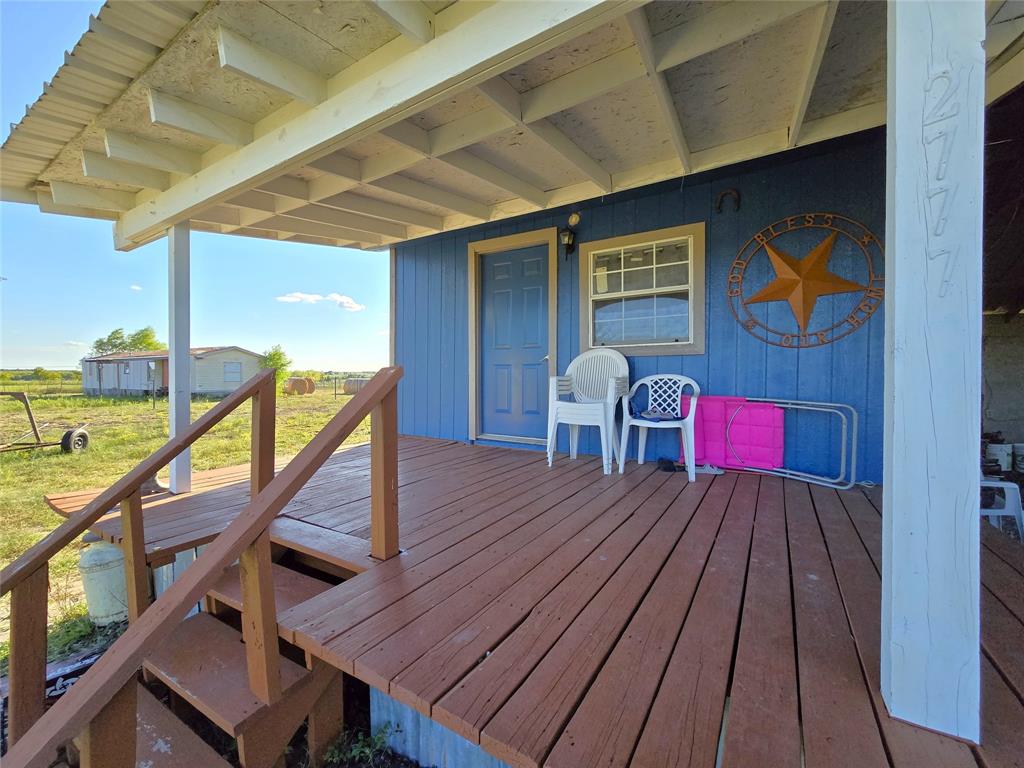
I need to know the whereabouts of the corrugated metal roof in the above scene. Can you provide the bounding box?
[0,0,205,195]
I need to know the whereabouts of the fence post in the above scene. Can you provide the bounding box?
[7,563,49,744]
[121,489,150,622]
[370,386,399,560]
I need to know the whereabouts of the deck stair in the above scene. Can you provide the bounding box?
[143,612,311,736]
[207,560,334,618]
[0,368,405,768]
[132,683,235,768]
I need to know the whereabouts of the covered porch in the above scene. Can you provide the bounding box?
[40,436,1024,767]
[1,0,1023,765]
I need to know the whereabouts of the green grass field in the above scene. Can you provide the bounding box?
[0,386,371,667]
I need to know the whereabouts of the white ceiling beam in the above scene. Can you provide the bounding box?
[256,175,311,201]
[361,145,428,182]
[626,9,691,173]
[986,46,1024,104]
[380,121,432,155]
[477,77,612,192]
[372,175,491,220]
[429,108,516,156]
[104,130,201,175]
[653,1,822,73]
[527,119,612,192]
[316,191,443,229]
[228,189,281,212]
[277,203,408,239]
[192,205,241,227]
[255,214,384,244]
[368,1,435,44]
[82,150,171,190]
[114,1,648,247]
[49,181,135,211]
[36,190,119,221]
[2,186,38,204]
[788,1,838,147]
[441,149,549,207]
[217,27,326,106]
[476,77,523,121]
[306,152,362,180]
[521,47,645,122]
[379,120,549,207]
[148,89,253,146]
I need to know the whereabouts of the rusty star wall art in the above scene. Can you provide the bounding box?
[727,213,884,348]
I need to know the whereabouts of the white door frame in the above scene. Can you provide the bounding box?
[468,228,558,445]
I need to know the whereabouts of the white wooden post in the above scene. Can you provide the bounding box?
[881,0,984,743]
[168,221,192,494]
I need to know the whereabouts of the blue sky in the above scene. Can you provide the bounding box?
[0,1,389,371]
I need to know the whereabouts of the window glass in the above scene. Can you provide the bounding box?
[223,362,242,383]
[587,235,694,348]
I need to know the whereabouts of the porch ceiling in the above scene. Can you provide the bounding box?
[2,0,1022,252]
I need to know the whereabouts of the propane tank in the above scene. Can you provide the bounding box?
[78,535,128,625]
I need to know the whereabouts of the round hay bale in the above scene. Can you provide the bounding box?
[304,377,316,394]
[284,377,309,395]
[343,377,371,395]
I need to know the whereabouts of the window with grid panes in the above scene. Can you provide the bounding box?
[588,237,692,347]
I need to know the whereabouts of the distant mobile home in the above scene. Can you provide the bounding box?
[82,347,262,396]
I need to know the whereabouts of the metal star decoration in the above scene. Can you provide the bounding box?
[745,231,866,333]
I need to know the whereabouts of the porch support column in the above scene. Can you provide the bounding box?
[168,221,191,494]
[881,0,984,742]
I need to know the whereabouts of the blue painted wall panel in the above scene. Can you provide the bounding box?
[371,687,511,768]
[395,129,886,481]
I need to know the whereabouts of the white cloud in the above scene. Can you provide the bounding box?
[275,291,366,312]
[64,340,88,347]
[130,284,142,291]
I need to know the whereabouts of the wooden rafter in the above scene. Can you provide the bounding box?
[368,1,435,44]
[788,1,838,148]
[114,0,628,247]
[626,9,691,173]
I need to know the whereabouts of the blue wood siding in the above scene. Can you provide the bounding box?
[394,129,885,482]
[371,688,511,768]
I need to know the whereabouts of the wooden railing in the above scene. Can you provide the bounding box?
[1,366,402,768]
[1,367,277,745]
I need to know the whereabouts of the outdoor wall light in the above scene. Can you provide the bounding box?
[560,212,581,257]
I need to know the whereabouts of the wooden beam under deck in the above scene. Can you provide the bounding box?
[46,437,1024,768]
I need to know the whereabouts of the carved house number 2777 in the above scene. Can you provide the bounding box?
[922,68,965,298]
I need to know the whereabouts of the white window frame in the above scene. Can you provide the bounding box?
[578,222,706,356]
[223,361,242,384]
[123,362,131,375]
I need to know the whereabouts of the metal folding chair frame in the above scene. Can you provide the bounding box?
[723,398,859,489]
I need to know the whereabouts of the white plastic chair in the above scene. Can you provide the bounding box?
[981,476,1024,535]
[547,349,629,475]
[619,374,700,482]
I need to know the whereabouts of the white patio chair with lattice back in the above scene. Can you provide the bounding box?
[547,348,629,474]
[619,374,700,482]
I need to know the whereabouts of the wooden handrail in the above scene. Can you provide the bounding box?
[3,366,403,768]
[0,368,276,597]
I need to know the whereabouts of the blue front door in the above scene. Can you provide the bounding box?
[480,246,549,440]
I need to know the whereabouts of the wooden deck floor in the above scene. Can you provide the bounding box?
[50,438,1024,768]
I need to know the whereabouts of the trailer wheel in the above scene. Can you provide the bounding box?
[61,428,89,453]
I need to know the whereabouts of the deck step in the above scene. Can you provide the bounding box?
[270,517,378,574]
[135,683,234,767]
[207,562,333,617]
[143,613,309,736]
